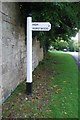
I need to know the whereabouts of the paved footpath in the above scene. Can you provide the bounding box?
[65,52,80,68]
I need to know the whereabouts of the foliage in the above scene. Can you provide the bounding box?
[52,39,69,50]
[73,40,80,52]
[67,39,74,51]
[19,2,80,52]
[51,38,79,52]
[68,39,80,52]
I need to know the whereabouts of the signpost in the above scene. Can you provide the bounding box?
[26,16,32,95]
[32,22,51,31]
[26,15,51,95]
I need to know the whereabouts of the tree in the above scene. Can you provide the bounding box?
[52,39,69,51]
[74,42,79,52]
[58,40,69,50]
[19,2,80,52]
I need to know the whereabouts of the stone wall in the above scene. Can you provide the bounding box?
[1,2,43,102]
[0,2,2,119]
[32,38,43,71]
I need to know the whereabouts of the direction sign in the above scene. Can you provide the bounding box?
[26,16,51,95]
[32,22,51,31]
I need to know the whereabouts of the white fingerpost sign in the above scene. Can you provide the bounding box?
[26,16,32,95]
[32,22,51,31]
[26,15,51,95]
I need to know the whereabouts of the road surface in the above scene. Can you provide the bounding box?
[66,52,80,68]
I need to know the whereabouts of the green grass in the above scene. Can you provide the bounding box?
[2,51,79,118]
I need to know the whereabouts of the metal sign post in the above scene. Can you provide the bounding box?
[26,15,51,95]
[26,16,32,95]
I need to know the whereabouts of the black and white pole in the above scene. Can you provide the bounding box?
[26,15,32,95]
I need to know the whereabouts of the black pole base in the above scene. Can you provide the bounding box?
[26,83,32,95]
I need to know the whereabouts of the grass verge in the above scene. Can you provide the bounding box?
[2,51,79,118]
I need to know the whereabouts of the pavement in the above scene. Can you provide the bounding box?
[65,52,80,68]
